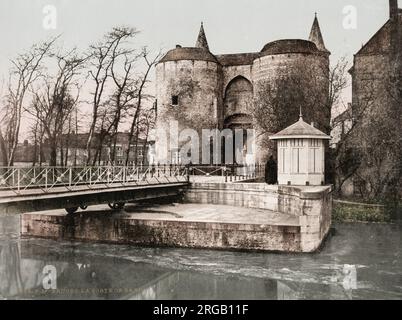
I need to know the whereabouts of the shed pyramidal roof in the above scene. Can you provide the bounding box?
[270,114,331,140]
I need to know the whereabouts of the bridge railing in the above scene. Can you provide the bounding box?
[187,163,265,182]
[0,165,189,195]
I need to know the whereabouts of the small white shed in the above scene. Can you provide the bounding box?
[269,114,331,186]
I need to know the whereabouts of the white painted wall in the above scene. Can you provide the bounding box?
[277,138,325,186]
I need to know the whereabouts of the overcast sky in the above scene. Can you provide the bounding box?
[0,0,393,136]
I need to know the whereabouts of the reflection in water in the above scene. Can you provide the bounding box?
[0,213,402,300]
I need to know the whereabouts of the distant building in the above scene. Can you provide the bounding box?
[57,132,153,166]
[347,0,402,197]
[350,0,402,122]
[13,140,38,167]
[12,132,153,167]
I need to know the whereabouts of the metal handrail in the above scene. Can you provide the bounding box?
[186,163,266,182]
[0,163,265,194]
[0,165,189,195]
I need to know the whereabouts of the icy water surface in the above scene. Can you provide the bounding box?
[0,213,401,300]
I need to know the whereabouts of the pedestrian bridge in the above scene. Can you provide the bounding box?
[0,165,190,214]
[0,165,262,214]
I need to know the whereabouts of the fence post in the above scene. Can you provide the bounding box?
[45,168,48,190]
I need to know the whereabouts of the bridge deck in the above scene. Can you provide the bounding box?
[0,174,257,215]
[0,177,189,214]
[0,176,188,202]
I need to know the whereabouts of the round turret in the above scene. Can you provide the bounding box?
[155,24,222,164]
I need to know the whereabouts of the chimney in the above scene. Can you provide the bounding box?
[390,0,398,19]
[311,122,315,128]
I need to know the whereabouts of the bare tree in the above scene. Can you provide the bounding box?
[27,48,85,166]
[124,49,162,166]
[91,47,142,165]
[137,104,157,165]
[27,117,42,166]
[0,38,56,166]
[331,81,376,194]
[85,27,138,165]
[252,59,330,154]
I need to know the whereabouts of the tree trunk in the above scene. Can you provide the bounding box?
[0,129,8,166]
[49,139,57,167]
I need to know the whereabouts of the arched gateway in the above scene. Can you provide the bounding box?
[222,76,254,165]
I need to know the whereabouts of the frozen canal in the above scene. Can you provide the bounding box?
[0,211,401,300]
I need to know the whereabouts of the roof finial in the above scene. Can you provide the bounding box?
[315,12,317,18]
[299,106,303,120]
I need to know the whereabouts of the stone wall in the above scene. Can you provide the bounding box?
[221,64,253,96]
[21,214,302,252]
[184,183,332,252]
[295,185,332,252]
[184,183,280,211]
[155,59,222,163]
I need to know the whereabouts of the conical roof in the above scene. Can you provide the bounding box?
[195,22,210,50]
[270,115,331,140]
[308,14,330,53]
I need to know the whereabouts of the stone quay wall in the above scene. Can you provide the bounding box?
[21,214,301,252]
[184,183,332,252]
